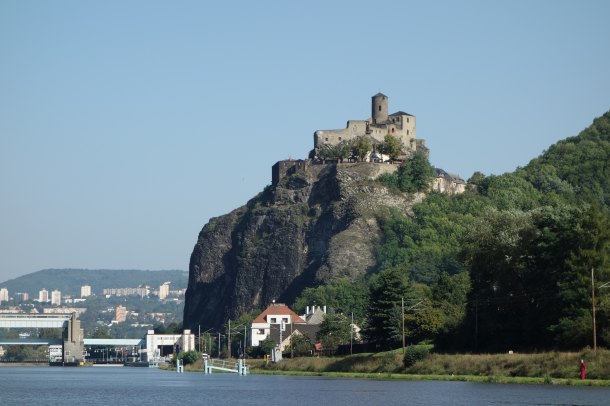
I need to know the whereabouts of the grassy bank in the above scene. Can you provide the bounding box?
[248,348,610,385]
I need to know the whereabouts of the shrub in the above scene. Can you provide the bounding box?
[176,351,201,365]
[403,345,430,368]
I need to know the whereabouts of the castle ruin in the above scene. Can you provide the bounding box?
[313,93,426,158]
[272,93,465,194]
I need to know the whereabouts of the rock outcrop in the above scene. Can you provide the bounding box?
[184,162,423,329]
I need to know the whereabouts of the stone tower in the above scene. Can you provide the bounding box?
[372,93,388,124]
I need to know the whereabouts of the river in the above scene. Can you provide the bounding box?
[1,366,609,405]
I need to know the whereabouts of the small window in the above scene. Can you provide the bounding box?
[391,128,395,133]
[378,106,381,111]
[407,130,409,135]
[407,117,409,123]
[338,137,342,141]
[282,318,288,323]
[325,137,328,141]
[270,317,277,323]
[258,329,265,334]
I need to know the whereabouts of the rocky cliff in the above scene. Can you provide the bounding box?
[183,161,423,329]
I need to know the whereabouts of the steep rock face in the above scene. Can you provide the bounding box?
[184,162,422,329]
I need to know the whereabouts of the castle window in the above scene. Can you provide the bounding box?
[391,128,394,133]
[407,117,409,123]
[378,106,381,111]
[407,130,409,135]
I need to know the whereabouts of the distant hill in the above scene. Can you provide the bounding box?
[0,269,188,297]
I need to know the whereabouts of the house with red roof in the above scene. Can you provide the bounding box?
[250,302,306,347]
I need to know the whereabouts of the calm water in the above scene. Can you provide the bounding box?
[1,366,609,405]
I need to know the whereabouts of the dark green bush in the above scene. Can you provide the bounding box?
[403,345,430,368]
[176,350,201,365]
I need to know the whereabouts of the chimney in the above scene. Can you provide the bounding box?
[323,306,327,314]
[306,306,310,315]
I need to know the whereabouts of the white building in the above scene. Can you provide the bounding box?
[158,282,170,300]
[144,329,195,362]
[250,303,306,347]
[0,288,8,303]
[115,305,127,323]
[80,285,92,298]
[51,290,61,306]
[39,288,49,303]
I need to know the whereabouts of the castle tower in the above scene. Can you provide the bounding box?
[372,93,388,124]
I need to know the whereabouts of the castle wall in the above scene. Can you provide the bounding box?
[272,159,312,186]
[313,120,369,148]
[313,95,421,158]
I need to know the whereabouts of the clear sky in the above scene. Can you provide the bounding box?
[1,0,609,282]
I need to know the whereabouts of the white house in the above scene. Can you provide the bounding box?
[250,303,306,347]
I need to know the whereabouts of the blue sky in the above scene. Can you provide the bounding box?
[1,1,609,282]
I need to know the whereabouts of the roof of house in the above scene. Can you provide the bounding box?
[252,303,306,324]
[389,111,414,117]
[269,324,320,344]
[373,92,387,98]
[435,168,466,184]
[305,308,326,325]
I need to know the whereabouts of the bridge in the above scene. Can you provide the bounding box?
[0,313,84,364]
[0,314,74,329]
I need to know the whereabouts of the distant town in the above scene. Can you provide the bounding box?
[0,282,185,339]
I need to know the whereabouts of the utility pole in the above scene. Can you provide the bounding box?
[244,324,247,356]
[592,268,597,351]
[350,312,354,355]
[218,331,221,358]
[198,325,200,352]
[402,298,405,355]
[475,297,479,353]
[228,320,231,358]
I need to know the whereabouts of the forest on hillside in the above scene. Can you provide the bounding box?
[293,110,610,353]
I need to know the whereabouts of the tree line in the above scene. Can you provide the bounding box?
[294,110,610,353]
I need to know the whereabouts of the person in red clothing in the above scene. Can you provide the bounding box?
[580,359,586,380]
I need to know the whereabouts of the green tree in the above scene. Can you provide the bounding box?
[365,266,413,350]
[317,313,352,351]
[381,134,402,160]
[352,136,372,161]
[317,143,351,162]
[4,345,47,361]
[90,326,111,339]
[397,152,435,193]
[176,350,201,365]
[289,332,313,355]
[293,277,369,324]
[259,337,276,357]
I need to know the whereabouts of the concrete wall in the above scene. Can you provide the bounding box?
[63,314,84,363]
[143,329,195,361]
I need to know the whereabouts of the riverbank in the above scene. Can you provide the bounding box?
[166,348,610,386]
[245,347,610,386]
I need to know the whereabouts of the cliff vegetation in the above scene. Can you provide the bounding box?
[185,110,610,352]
